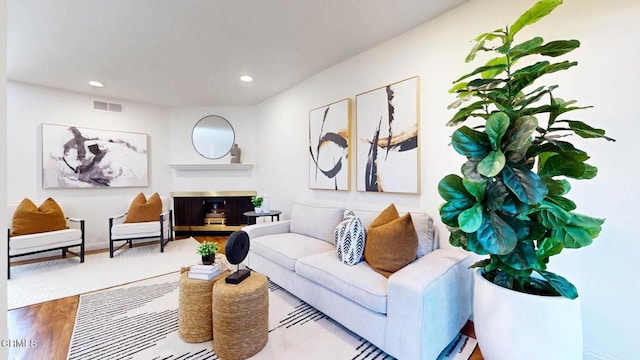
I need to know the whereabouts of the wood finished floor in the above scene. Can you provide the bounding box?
[7,236,484,360]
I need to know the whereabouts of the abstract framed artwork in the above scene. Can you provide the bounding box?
[42,124,149,188]
[356,76,420,193]
[308,98,351,191]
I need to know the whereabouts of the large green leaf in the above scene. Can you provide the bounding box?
[528,141,588,160]
[438,174,472,201]
[536,270,579,299]
[476,211,518,255]
[510,61,578,95]
[505,115,538,161]
[498,240,538,270]
[543,178,571,196]
[537,39,580,57]
[466,30,506,62]
[440,198,475,227]
[536,201,572,228]
[463,178,487,201]
[453,64,508,83]
[462,159,485,182]
[478,150,506,177]
[546,195,577,211]
[538,153,597,179]
[485,179,510,211]
[482,57,509,79]
[536,237,564,262]
[459,203,483,233]
[447,101,488,126]
[557,120,615,141]
[502,162,548,204]
[508,0,563,42]
[552,225,596,248]
[451,126,492,158]
[510,37,544,59]
[466,78,504,91]
[486,112,510,150]
[465,232,491,255]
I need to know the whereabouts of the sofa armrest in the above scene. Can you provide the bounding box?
[385,248,473,360]
[244,220,291,239]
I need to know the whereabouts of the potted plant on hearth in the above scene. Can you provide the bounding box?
[196,241,220,265]
[251,196,264,213]
[437,1,614,359]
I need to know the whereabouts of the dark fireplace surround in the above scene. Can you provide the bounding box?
[171,191,256,235]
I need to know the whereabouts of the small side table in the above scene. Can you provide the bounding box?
[212,272,269,360]
[243,210,282,225]
[178,266,230,343]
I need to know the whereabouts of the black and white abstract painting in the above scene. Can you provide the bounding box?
[356,77,420,193]
[308,98,351,191]
[42,124,148,188]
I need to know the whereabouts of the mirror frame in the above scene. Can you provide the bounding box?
[191,115,235,160]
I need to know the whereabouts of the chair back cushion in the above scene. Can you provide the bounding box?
[10,198,68,236]
[125,193,162,223]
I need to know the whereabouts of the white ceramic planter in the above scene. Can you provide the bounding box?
[473,269,583,360]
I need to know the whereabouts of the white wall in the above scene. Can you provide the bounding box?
[1,0,8,353]
[169,106,258,192]
[6,82,173,250]
[254,1,639,359]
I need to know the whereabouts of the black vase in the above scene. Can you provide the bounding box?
[202,254,215,265]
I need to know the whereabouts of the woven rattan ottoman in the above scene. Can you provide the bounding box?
[212,272,268,360]
[178,267,229,343]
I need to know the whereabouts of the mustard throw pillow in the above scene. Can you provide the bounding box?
[364,204,418,278]
[124,193,162,223]
[11,198,68,236]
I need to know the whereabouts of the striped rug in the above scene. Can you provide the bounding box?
[66,273,476,360]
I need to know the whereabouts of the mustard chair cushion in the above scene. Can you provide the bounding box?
[125,192,162,223]
[10,198,68,236]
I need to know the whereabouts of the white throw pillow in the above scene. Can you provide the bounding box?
[334,210,366,266]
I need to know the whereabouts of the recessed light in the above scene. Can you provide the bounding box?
[240,75,253,82]
[89,81,104,88]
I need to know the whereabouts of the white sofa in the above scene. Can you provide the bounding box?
[245,202,473,360]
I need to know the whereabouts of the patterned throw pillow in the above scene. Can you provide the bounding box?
[334,210,366,266]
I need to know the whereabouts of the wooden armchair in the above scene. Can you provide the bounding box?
[108,193,174,257]
[7,198,85,279]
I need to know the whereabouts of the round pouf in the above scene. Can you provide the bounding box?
[212,272,268,360]
[178,268,228,343]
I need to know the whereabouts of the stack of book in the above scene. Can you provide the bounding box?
[188,263,223,280]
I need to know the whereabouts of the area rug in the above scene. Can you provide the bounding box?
[7,237,201,309]
[67,272,477,360]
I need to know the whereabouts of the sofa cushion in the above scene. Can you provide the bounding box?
[349,208,434,258]
[125,193,162,223]
[251,233,335,271]
[290,203,345,244]
[364,204,418,278]
[295,251,388,314]
[11,198,68,236]
[334,210,366,266]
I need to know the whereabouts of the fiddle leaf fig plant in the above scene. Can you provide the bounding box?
[438,0,614,299]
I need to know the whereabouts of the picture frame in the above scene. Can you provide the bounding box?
[355,76,420,193]
[42,123,149,188]
[308,98,351,191]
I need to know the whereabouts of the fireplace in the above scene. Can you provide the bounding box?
[171,191,256,235]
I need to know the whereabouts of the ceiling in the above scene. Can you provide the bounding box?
[7,0,467,107]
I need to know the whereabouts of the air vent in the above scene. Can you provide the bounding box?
[93,100,124,114]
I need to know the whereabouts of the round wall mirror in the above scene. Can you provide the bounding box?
[191,115,235,159]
